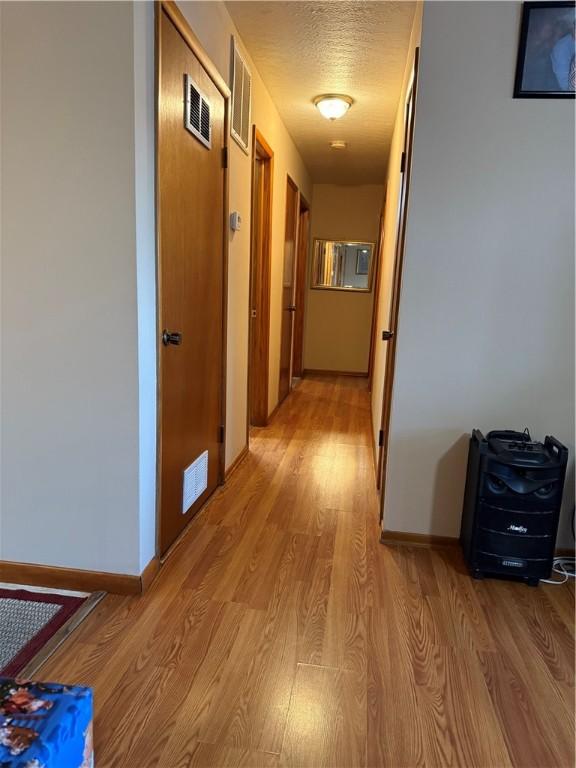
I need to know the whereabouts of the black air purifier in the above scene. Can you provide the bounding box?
[460,429,568,586]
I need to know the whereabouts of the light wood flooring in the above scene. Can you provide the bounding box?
[41,375,575,767]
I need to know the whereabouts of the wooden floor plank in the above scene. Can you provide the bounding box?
[280,663,366,768]
[415,645,513,768]
[171,742,280,768]
[37,375,574,768]
[134,600,249,768]
[478,649,566,768]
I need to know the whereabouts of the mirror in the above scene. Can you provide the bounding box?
[311,239,375,292]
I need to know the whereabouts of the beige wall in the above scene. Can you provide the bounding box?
[178,1,312,450]
[371,4,422,468]
[383,1,575,548]
[0,0,310,575]
[304,184,383,373]
[0,1,148,574]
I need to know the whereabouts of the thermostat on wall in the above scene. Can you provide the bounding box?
[230,211,242,231]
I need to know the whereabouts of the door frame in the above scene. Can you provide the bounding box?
[247,127,274,429]
[292,193,310,379]
[377,48,420,519]
[367,207,386,390]
[154,0,230,558]
[278,174,300,404]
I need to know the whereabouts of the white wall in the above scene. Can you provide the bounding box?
[304,184,383,374]
[0,1,147,574]
[371,5,422,458]
[133,0,157,572]
[383,1,575,548]
[0,0,310,575]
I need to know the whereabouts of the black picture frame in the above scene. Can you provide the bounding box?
[514,1,575,98]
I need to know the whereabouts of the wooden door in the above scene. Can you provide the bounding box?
[278,176,299,403]
[377,49,419,519]
[157,6,227,556]
[292,197,310,379]
[368,210,386,390]
[248,129,273,427]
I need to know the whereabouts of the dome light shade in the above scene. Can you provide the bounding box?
[314,94,353,120]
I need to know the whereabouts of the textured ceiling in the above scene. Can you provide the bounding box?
[226,1,416,185]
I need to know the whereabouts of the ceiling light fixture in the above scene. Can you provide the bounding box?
[330,140,347,150]
[314,94,353,120]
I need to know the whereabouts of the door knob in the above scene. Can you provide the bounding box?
[382,330,394,340]
[162,330,182,346]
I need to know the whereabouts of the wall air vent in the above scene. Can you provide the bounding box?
[184,74,211,149]
[182,450,208,514]
[230,39,251,154]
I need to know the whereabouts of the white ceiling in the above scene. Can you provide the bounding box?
[226,1,416,185]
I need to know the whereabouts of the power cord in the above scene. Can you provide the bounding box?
[541,557,576,585]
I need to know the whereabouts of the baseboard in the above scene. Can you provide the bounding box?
[225,445,249,480]
[303,368,368,378]
[380,531,575,558]
[369,406,379,482]
[555,547,576,557]
[0,556,161,596]
[139,556,161,593]
[380,530,458,548]
[267,400,282,423]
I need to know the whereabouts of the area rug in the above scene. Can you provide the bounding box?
[0,588,104,678]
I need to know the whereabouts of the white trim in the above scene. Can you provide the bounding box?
[0,582,89,597]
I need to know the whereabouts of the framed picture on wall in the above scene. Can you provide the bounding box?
[356,248,370,275]
[514,1,575,98]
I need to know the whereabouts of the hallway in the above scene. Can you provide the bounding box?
[41,376,574,768]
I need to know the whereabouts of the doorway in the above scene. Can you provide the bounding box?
[156,4,229,556]
[376,49,420,511]
[278,175,300,404]
[248,128,273,427]
[291,195,310,380]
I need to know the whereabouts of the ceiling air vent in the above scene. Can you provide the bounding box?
[231,39,251,154]
[184,74,211,149]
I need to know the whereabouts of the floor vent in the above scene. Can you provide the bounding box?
[184,74,211,149]
[182,450,208,514]
[231,39,251,154]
